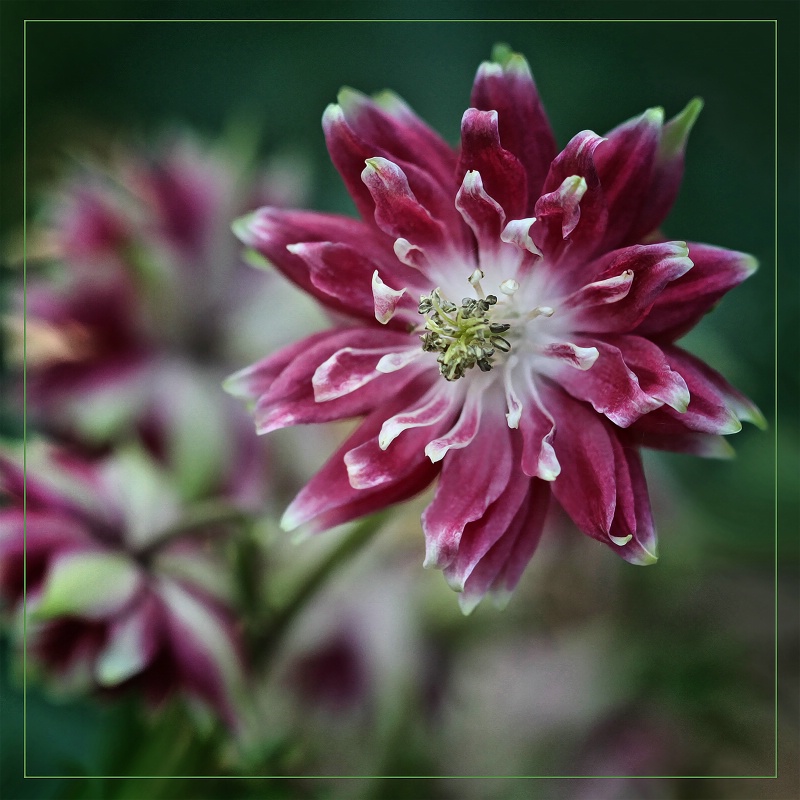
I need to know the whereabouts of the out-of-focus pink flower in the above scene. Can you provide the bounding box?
[0,441,247,727]
[16,134,318,504]
[226,46,763,611]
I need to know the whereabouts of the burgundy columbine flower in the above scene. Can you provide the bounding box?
[226,46,763,612]
[0,442,247,727]
[15,134,314,504]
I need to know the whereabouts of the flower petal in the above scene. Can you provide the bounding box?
[422,411,514,570]
[158,579,246,729]
[0,509,91,603]
[604,334,690,413]
[622,419,736,459]
[544,386,656,562]
[345,391,458,490]
[575,242,694,333]
[372,270,409,324]
[323,97,464,239]
[281,384,443,533]
[605,444,658,566]
[238,328,413,433]
[443,441,532,592]
[624,98,704,244]
[224,333,330,404]
[455,170,506,263]
[470,46,557,208]
[457,108,528,221]
[545,338,664,427]
[594,107,665,250]
[658,345,765,433]
[424,382,486,463]
[377,382,458,451]
[233,207,398,320]
[286,242,418,327]
[634,244,758,341]
[336,86,457,191]
[518,378,561,481]
[534,131,608,267]
[95,594,161,686]
[460,479,550,614]
[545,387,617,535]
[540,341,599,371]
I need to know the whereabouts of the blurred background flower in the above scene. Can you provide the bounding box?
[0,440,248,728]
[9,128,323,505]
[1,6,795,800]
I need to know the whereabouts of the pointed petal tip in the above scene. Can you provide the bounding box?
[372,88,404,112]
[643,106,666,126]
[321,103,346,131]
[279,505,302,533]
[241,247,273,271]
[458,592,483,616]
[716,439,737,459]
[491,42,514,66]
[741,253,760,277]
[490,589,513,611]
[444,571,466,594]
[231,212,258,244]
[336,85,366,111]
[488,43,532,76]
[741,402,768,431]
[423,538,453,571]
[634,547,659,566]
[221,371,244,399]
[661,97,704,157]
[424,442,447,464]
[609,533,633,546]
[722,414,744,435]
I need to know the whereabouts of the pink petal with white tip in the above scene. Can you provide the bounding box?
[576,242,694,332]
[422,411,514,570]
[460,479,550,613]
[424,383,487,463]
[469,49,557,207]
[443,440,531,591]
[550,337,664,427]
[457,109,528,220]
[455,170,507,262]
[372,270,408,324]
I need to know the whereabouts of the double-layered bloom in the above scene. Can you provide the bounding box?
[227,47,763,611]
[15,134,315,503]
[0,442,247,726]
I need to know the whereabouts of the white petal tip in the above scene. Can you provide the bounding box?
[636,549,659,566]
[505,411,521,429]
[279,507,301,532]
[424,443,446,464]
[490,590,513,611]
[609,533,633,546]
[372,269,407,324]
[537,466,561,482]
[458,593,483,616]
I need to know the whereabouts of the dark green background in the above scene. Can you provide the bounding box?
[1,2,797,798]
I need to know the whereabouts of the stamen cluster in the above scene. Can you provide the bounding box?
[418,289,511,381]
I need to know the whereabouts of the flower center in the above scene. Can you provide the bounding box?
[418,270,513,381]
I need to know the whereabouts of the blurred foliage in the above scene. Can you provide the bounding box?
[1,2,797,799]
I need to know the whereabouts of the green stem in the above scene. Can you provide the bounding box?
[137,503,253,561]
[255,511,388,664]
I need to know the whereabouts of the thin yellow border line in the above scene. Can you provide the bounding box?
[773,14,779,784]
[20,19,781,23]
[22,16,29,783]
